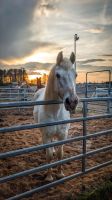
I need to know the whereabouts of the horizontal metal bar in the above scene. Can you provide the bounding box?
[0,97,112,108]
[0,137,82,159]
[0,98,18,100]
[86,160,112,174]
[0,106,33,110]
[0,117,80,133]
[86,69,111,74]
[0,92,34,95]
[81,97,112,102]
[0,113,112,134]
[87,109,106,114]
[0,88,35,90]
[0,145,111,184]
[7,160,112,200]
[2,90,108,95]
[88,102,107,106]
[0,154,83,184]
[7,172,83,200]
[0,100,63,108]
[0,129,111,159]
[86,145,112,157]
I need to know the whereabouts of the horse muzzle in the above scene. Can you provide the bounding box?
[64,96,78,113]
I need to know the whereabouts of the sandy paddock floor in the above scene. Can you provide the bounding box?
[0,108,112,200]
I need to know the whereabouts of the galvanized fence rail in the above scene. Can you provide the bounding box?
[1,85,111,113]
[85,70,112,113]
[0,97,112,200]
[0,87,35,102]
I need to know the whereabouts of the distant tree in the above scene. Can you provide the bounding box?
[3,70,7,83]
[7,69,12,83]
[18,69,22,82]
[0,68,28,85]
[42,73,47,84]
[22,68,28,82]
[13,69,18,82]
[0,69,4,84]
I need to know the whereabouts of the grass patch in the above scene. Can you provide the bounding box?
[77,181,112,200]
[66,181,112,200]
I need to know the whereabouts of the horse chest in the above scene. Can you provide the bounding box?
[39,108,70,138]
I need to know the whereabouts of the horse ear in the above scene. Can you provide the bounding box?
[70,52,75,64]
[56,51,63,65]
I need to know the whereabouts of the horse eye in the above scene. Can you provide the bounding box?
[56,73,61,79]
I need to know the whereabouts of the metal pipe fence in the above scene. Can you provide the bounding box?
[0,87,35,102]
[0,85,111,113]
[85,70,112,113]
[0,97,112,200]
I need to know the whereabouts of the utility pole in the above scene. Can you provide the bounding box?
[74,34,79,72]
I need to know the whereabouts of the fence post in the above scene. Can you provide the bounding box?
[85,73,88,113]
[18,89,21,112]
[82,101,87,172]
[85,73,88,98]
[10,87,11,100]
[107,70,111,113]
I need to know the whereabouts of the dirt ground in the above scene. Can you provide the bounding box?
[0,108,112,200]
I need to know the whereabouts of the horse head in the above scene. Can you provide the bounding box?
[54,51,78,112]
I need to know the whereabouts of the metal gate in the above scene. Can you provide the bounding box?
[0,97,112,200]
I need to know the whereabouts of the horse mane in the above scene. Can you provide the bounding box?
[44,65,56,100]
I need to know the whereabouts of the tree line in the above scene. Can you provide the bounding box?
[0,68,28,85]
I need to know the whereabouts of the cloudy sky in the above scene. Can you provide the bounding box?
[0,0,112,82]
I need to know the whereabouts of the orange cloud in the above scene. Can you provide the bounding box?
[84,28,103,33]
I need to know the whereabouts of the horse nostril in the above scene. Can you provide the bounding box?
[65,97,70,104]
[75,98,78,105]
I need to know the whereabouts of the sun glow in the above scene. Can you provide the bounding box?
[28,69,49,81]
[24,52,52,63]
[28,74,41,81]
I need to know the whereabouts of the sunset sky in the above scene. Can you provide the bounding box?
[0,0,112,82]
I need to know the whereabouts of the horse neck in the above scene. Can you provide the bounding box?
[44,66,61,113]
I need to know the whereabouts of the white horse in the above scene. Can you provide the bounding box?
[33,52,78,181]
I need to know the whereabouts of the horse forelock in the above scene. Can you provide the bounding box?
[59,57,73,70]
[49,57,73,76]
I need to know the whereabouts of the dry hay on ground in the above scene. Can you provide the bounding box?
[0,108,112,200]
